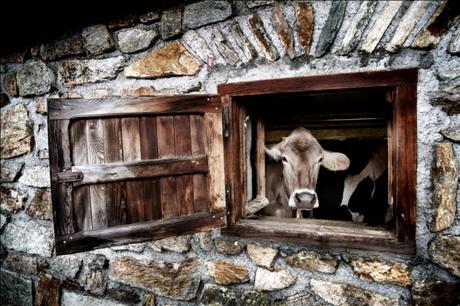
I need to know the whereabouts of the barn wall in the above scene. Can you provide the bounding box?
[1,1,459,305]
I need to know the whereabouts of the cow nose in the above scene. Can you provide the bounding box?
[294,191,316,203]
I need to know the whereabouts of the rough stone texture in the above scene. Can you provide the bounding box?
[182,30,216,66]
[215,238,244,255]
[296,2,314,54]
[2,71,18,96]
[385,1,430,52]
[337,1,377,55]
[229,22,258,61]
[208,260,249,285]
[183,1,232,30]
[107,15,138,31]
[200,283,270,306]
[197,231,213,251]
[35,273,60,306]
[428,235,460,277]
[111,243,146,253]
[18,166,50,187]
[0,269,33,306]
[26,188,52,220]
[272,5,294,59]
[142,294,156,306]
[0,186,27,213]
[310,279,398,306]
[40,33,84,60]
[448,25,460,54]
[161,9,182,40]
[84,253,107,271]
[0,163,22,182]
[212,27,240,65]
[441,125,460,142]
[62,290,126,306]
[411,279,460,306]
[285,250,339,274]
[2,252,37,275]
[255,268,296,291]
[82,24,114,55]
[0,104,33,158]
[1,218,54,257]
[116,28,158,53]
[429,142,458,232]
[432,91,460,115]
[51,254,83,279]
[247,244,277,268]
[85,269,106,295]
[246,1,274,9]
[248,14,279,62]
[140,12,160,24]
[274,291,326,306]
[349,257,411,286]
[0,213,8,229]
[109,256,200,300]
[84,89,112,98]
[124,42,201,78]
[315,1,346,57]
[35,98,47,114]
[107,286,140,304]
[147,235,191,253]
[58,56,125,87]
[122,86,159,96]
[360,1,403,53]
[411,1,460,49]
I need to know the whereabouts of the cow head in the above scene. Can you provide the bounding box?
[265,128,350,211]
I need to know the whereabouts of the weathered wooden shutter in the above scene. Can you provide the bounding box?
[48,95,226,254]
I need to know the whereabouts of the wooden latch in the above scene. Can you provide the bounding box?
[52,171,84,183]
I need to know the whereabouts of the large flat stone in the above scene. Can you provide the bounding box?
[429,142,458,232]
[2,71,18,96]
[448,25,460,54]
[247,14,279,61]
[19,166,50,187]
[182,30,216,66]
[1,218,54,257]
[208,260,249,285]
[0,104,33,158]
[272,5,294,59]
[296,2,315,54]
[116,28,158,53]
[411,279,460,306]
[428,235,460,277]
[26,188,53,220]
[183,1,232,30]
[315,1,346,57]
[40,33,84,60]
[247,244,277,268]
[0,186,27,213]
[349,257,411,286]
[16,60,55,96]
[51,254,83,279]
[58,56,125,87]
[285,250,338,274]
[229,22,258,61]
[147,235,190,253]
[200,283,270,306]
[441,125,460,142]
[2,252,37,275]
[85,269,106,296]
[215,238,244,255]
[107,285,140,304]
[255,268,296,291]
[0,269,33,306]
[35,273,60,306]
[212,27,240,65]
[310,279,398,306]
[0,163,22,182]
[82,24,114,55]
[160,9,182,40]
[62,290,126,306]
[246,1,274,9]
[109,256,200,300]
[124,42,201,78]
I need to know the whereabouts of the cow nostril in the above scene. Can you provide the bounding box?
[295,194,301,203]
[312,194,317,204]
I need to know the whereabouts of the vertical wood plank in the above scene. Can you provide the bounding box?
[139,116,162,221]
[174,115,194,216]
[190,115,209,213]
[121,117,144,223]
[157,116,179,218]
[71,120,92,231]
[86,119,108,229]
[255,116,265,197]
[104,118,127,226]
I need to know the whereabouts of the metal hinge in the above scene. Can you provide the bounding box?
[223,105,230,139]
[52,171,83,183]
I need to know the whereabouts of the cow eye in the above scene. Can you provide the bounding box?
[281,156,288,163]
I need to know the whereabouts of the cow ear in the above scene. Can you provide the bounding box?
[265,144,282,161]
[322,151,350,171]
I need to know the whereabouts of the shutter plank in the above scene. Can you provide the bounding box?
[190,115,209,212]
[157,116,179,218]
[121,118,144,223]
[86,119,108,229]
[174,116,194,216]
[71,120,92,231]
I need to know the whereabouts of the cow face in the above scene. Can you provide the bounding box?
[265,128,350,211]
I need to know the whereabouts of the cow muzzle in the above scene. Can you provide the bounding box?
[288,188,319,210]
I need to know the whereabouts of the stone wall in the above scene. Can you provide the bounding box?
[1,1,459,305]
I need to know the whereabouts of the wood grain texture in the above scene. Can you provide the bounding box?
[255,117,265,197]
[190,115,209,213]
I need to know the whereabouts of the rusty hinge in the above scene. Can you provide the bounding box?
[223,105,230,139]
[52,171,83,183]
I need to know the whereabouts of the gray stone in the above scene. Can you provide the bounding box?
[247,244,277,268]
[428,235,460,277]
[26,188,52,220]
[0,104,33,158]
[16,60,55,96]
[82,24,114,55]
[0,163,22,182]
[212,27,240,65]
[248,14,279,61]
[432,91,460,116]
[0,187,27,213]
[85,269,106,296]
[448,26,460,55]
[35,273,60,306]
[84,253,107,270]
[429,142,458,232]
[246,1,274,9]
[197,231,213,251]
[229,22,258,61]
[285,250,338,274]
[161,9,182,40]
[349,257,411,286]
[0,269,33,306]
[296,2,315,54]
[337,1,377,55]
[58,56,125,87]
[147,235,190,253]
[116,28,158,53]
[111,242,146,253]
[441,126,460,142]
[107,286,140,304]
[140,11,160,24]
[183,1,232,30]
[40,33,84,60]
[271,5,294,59]
[2,71,18,96]
[315,1,346,57]
[200,283,270,306]
[2,252,37,275]
[255,268,296,291]
[62,290,127,306]
[437,68,460,81]
[360,1,403,53]
[38,149,49,159]
[51,254,83,279]
[19,166,50,187]
[182,30,216,66]
[419,52,434,69]
[274,291,326,306]
[208,260,249,285]
[310,279,399,306]
[107,15,138,31]
[411,279,460,306]
[215,238,244,255]
[109,256,200,300]
[0,213,7,229]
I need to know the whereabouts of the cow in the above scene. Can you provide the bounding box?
[263,128,350,218]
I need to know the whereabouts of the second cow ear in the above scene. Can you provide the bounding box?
[265,144,282,161]
[322,150,350,171]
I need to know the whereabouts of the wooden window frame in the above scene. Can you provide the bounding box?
[218,68,417,254]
